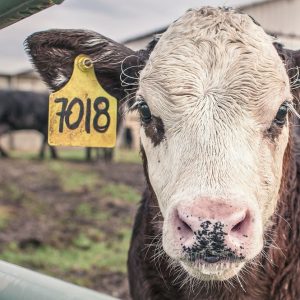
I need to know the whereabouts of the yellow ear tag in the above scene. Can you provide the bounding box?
[48,54,117,147]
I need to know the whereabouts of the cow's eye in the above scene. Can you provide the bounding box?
[274,102,289,126]
[138,101,152,123]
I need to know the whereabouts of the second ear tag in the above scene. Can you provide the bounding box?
[48,54,117,148]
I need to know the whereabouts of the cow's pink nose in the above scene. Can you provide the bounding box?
[172,198,253,262]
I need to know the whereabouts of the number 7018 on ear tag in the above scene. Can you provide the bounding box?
[48,54,117,147]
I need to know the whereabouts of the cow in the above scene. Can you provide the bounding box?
[25,7,300,299]
[85,146,114,162]
[0,90,57,159]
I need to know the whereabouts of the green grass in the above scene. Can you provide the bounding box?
[22,193,49,215]
[75,202,94,218]
[101,183,140,203]
[57,148,86,161]
[10,150,38,160]
[0,147,141,291]
[0,205,13,230]
[10,148,142,164]
[72,233,95,249]
[0,184,23,203]
[75,202,112,222]
[9,148,86,161]
[114,148,141,164]
[0,229,131,275]
[48,161,99,192]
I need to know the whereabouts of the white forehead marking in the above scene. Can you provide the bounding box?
[138,7,290,128]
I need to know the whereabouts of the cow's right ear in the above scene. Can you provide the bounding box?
[24,29,142,100]
[274,42,300,98]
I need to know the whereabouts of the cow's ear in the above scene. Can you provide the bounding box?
[24,29,141,100]
[274,42,300,97]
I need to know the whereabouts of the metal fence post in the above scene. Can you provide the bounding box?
[0,0,64,29]
[0,260,118,300]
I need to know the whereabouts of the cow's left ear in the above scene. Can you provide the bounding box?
[25,29,144,100]
[274,42,300,96]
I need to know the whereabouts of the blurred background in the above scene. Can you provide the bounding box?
[0,0,299,299]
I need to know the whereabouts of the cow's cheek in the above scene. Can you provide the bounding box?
[259,125,289,223]
[140,128,171,215]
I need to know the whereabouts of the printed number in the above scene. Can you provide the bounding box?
[55,97,110,133]
[94,97,110,133]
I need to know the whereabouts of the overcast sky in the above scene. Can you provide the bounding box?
[0,0,264,74]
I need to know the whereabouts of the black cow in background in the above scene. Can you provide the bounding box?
[0,90,57,159]
[82,98,123,162]
[85,105,124,163]
[85,147,113,162]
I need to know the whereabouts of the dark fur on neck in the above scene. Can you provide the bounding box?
[128,118,300,300]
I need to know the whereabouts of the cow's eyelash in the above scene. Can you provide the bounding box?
[129,96,152,124]
[120,96,142,116]
[128,96,149,112]
[128,100,300,124]
[128,99,143,112]
[286,101,300,119]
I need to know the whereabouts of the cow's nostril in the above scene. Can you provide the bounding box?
[175,210,194,241]
[178,216,192,232]
[231,220,244,232]
[230,212,249,236]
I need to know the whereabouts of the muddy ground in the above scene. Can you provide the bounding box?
[0,154,145,299]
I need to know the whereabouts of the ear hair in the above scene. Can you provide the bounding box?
[24,29,137,100]
[273,42,296,70]
[25,29,161,104]
[274,43,300,121]
[274,42,300,105]
[119,34,162,112]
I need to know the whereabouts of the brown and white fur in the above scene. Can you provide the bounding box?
[25,7,300,299]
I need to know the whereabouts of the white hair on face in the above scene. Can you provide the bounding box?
[139,7,289,126]
[137,7,292,280]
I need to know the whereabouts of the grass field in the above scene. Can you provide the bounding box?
[0,148,144,299]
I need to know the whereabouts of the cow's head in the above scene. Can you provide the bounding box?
[25,7,300,281]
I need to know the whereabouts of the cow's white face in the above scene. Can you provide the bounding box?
[136,7,292,280]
